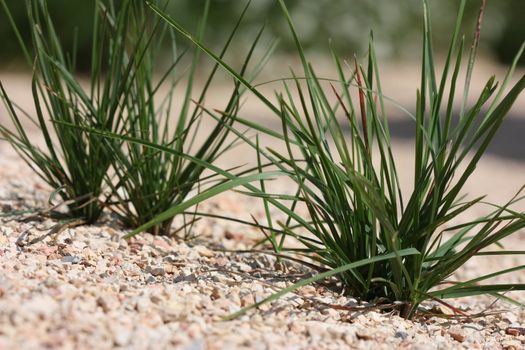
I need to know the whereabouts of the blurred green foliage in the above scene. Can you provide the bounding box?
[492,0,525,64]
[1,0,523,69]
[0,1,95,69]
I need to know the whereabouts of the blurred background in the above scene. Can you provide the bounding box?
[0,0,524,171]
[1,0,524,69]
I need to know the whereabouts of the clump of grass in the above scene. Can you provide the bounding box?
[0,0,275,235]
[103,1,275,236]
[149,0,525,319]
[0,0,145,223]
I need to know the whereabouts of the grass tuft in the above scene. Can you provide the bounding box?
[102,0,275,236]
[0,0,146,223]
[148,0,525,318]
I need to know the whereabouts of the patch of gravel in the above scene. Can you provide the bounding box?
[1,146,525,350]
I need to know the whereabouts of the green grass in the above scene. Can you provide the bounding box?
[148,0,525,318]
[102,1,275,236]
[46,0,278,238]
[0,0,277,237]
[1,0,523,320]
[0,0,148,223]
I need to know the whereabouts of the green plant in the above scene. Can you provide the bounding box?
[148,0,525,319]
[0,0,147,223]
[103,1,275,236]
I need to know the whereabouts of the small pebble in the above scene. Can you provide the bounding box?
[448,327,465,342]
[506,327,525,336]
[149,266,165,277]
[62,256,81,264]
[395,331,409,340]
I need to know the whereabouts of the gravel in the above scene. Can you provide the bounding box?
[1,133,525,349]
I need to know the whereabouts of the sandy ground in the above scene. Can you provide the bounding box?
[1,64,525,349]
